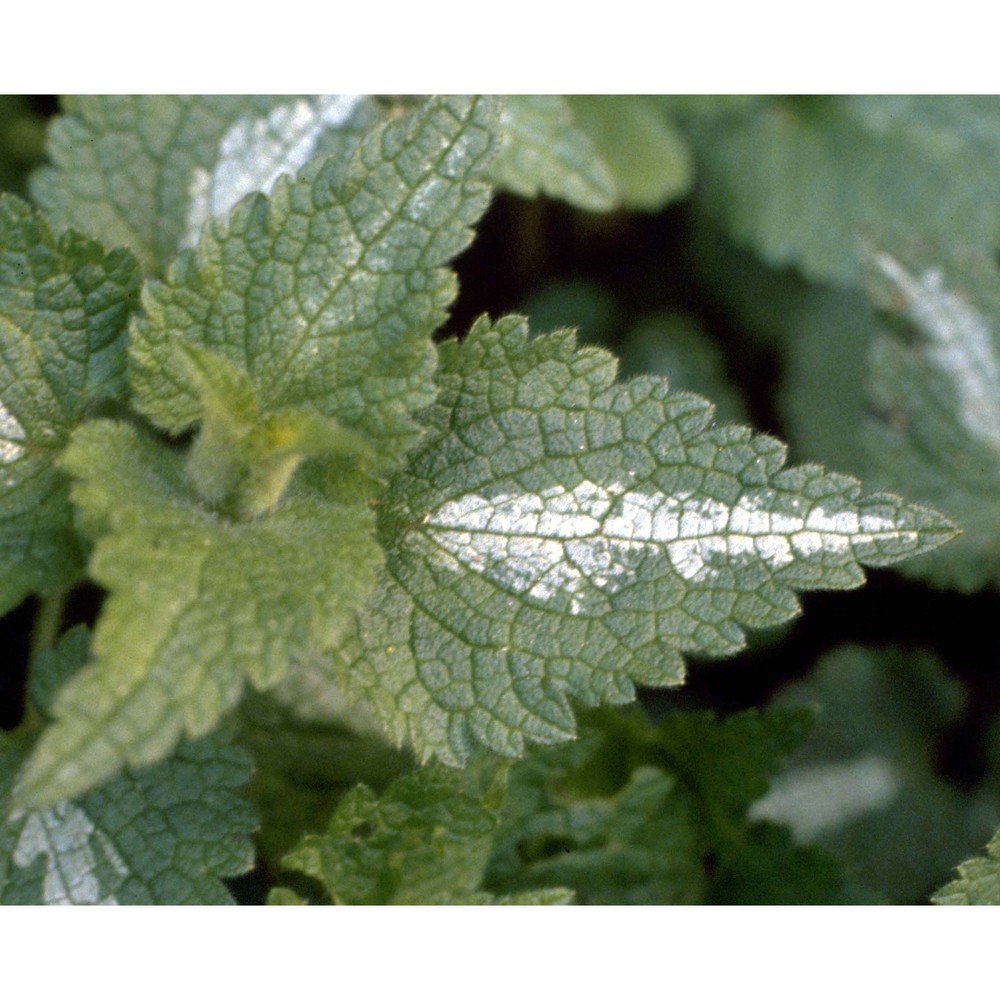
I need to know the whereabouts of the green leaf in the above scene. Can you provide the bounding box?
[755,646,1000,902]
[10,419,381,810]
[0,194,141,614]
[1,630,255,904]
[565,96,692,211]
[484,706,847,904]
[616,313,749,424]
[129,95,499,471]
[933,828,1000,904]
[684,96,1000,287]
[694,226,1000,591]
[279,761,561,904]
[334,315,956,766]
[176,341,372,518]
[491,96,692,213]
[31,96,381,274]
[491,96,618,212]
[861,247,1000,590]
[488,749,705,905]
[747,242,1000,592]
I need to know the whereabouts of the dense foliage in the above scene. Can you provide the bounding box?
[0,95,997,905]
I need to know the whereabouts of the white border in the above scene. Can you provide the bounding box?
[2,1,997,93]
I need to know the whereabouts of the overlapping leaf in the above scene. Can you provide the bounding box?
[31,95,382,274]
[1,629,256,904]
[10,420,380,810]
[332,315,954,765]
[615,313,749,424]
[491,96,691,213]
[484,706,851,905]
[693,227,1000,591]
[237,683,411,861]
[129,94,498,470]
[0,194,140,614]
[490,96,618,212]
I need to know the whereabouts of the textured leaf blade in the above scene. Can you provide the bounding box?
[31,95,380,274]
[333,315,955,766]
[129,95,499,470]
[180,95,375,250]
[1,630,255,904]
[0,194,141,613]
[933,829,1000,904]
[11,420,380,810]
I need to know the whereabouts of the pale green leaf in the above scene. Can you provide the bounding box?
[334,315,955,766]
[685,96,1000,286]
[31,95,381,274]
[129,95,499,470]
[1,630,255,904]
[0,194,141,614]
[268,887,308,904]
[11,419,380,810]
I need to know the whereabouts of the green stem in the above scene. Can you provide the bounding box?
[21,588,68,730]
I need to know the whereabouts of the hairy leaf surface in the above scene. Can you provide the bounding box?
[0,195,141,614]
[1,630,255,904]
[129,95,498,470]
[334,316,955,765]
[11,420,380,809]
